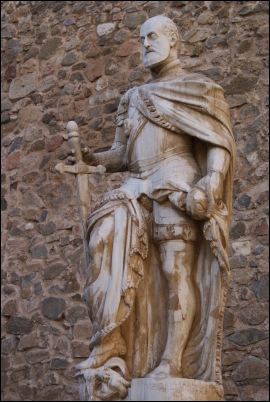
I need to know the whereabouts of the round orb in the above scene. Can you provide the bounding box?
[66,121,78,133]
[186,188,208,220]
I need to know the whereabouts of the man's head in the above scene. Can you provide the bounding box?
[140,16,179,70]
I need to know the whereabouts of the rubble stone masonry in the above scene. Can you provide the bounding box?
[1,1,269,401]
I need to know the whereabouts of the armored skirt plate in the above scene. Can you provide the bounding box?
[123,378,223,401]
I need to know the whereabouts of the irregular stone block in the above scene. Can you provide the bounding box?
[231,356,269,382]
[239,303,268,325]
[42,296,66,320]
[65,305,88,325]
[124,14,147,29]
[2,299,19,316]
[6,316,34,335]
[97,22,116,37]
[43,262,67,280]
[1,335,17,354]
[252,274,269,301]
[9,73,37,100]
[229,328,268,346]
[25,349,50,364]
[50,357,69,370]
[39,37,62,60]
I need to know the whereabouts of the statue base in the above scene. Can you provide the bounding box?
[77,371,224,401]
[125,378,223,401]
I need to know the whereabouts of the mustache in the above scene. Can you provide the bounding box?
[144,49,157,54]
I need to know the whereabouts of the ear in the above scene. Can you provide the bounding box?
[170,34,177,48]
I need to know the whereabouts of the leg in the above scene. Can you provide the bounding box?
[147,240,197,378]
[77,214,127,371]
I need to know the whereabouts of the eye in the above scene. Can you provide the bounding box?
[150,33,157,40]
[140,37,145,43]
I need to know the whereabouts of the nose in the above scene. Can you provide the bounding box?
[143,36,150,49]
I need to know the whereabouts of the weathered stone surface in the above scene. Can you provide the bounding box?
[231,356,269,382]
[32,244,48,259]
[252,274,269,301]
[25,349,50,364]
[42,297,66,320]
[50,357,69,370]
[229,328,268,346]
[71,340,89,357]
[65,305,88,325]
[105,59,120,75]
[47,135,64,152]
[39,37,62,60]
[250,218,269,236]
[1,335,17,354]
[10,365,31,382]
[97,22,116,37]
[64,272,80,293]
[234,194,251,210]
[229,221,246,239]
[125,13,147,29]
[41,386,63,401]
[43,261,67,280]
[89,89,118,106]
[224,75,258,95]
[116,41,140,57]
[37,75,57,92]
[37,221,57,236]
[183,28,213,43]
[85,59,103,82]
[9,73,37,100]
[18,105,41,128]
[2,299,18,316]
[6,316,34,335]
[239,303,268,325]
[73,320,93,339]
[61,51,78,66]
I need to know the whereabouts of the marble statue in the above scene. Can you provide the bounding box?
[58,15,236,401]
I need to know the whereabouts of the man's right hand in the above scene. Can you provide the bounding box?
[67,146,97,166]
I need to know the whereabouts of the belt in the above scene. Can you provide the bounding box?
[153,223,200,244]
[129,145,193,172]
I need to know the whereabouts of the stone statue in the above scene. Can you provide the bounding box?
[62,15,235,401]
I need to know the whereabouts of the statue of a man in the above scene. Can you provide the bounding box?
[72,16,235,386]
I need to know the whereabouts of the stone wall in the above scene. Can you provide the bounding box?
[1,1,269,401]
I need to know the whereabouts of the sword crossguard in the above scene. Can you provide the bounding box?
[55,163,106,175]
[54,121,106,175]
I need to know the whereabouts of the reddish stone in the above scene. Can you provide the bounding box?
[251,218,269,236]
[116,41,140,57]
[85,60,103,82]
[71,340,89,358]
[65,383,79,399]
[2,300,18,316]
[47,135,63,152]
[113,11,125,21]
[73,321,93,339]
[5,65,16,81]
[223,380,238,396]
[4,150,21,170]
[17,331,39,351]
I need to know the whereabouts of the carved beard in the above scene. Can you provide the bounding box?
[143,48,170,69]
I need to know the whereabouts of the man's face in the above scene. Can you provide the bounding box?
[140,19,172,69]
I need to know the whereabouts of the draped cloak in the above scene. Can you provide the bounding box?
[82,72,236,390]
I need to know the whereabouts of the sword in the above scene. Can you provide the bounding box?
[55,121,106,268]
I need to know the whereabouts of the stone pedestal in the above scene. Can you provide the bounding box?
[127,378,224,401]
[77,371,224,401]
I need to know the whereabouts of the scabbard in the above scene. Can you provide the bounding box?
[76,173,91,269]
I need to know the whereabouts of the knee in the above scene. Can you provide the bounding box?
[160,250,177,282]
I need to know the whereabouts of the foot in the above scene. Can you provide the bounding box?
[146,359,179,379]
[76,333,127,371]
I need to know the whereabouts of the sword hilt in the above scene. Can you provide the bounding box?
[54,121,106,175]
[67,121,84,164]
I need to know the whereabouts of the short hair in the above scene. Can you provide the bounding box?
[144,16,180,47]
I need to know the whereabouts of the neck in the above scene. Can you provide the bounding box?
[150,54,178,75]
